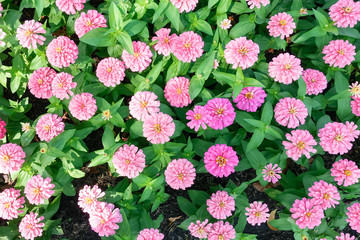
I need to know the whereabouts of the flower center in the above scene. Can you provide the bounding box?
[176,88,182,94]
[154,124,161,133]
[219,201,225,208]
[25,30,32,37]
[184,42,191,49]
[44,125,51,131]
[197,228,204,234]
[58,82,63,88]
[100,219,105,224]
[344,170,352,176]
[337,50,344,55]
[38,79,43,84]
[177,173,184,180]
[164,37,169,44]
[255,212,261,217]
[323,193,330,200]
[216,156,227,167]
[216,108,224,115]
[4,202,10,208]
[107,68,112,73]
[311,79,316,83]
[102,110,111,120]
[245,91,254,99]
[33,187,41,195]
[238,47,248,55]
[289,107,297,115]
[351,86,360,95]
[194,114,202,120]
[268,169,275,176]
[284,64,292,70]
[80,104,85,109]
[133,52,140,58]
[85,197,93,204]
[334,134,343,142]
[56,47,62,53]
[343,6,352,13]
[279,20,287,26]
[2,155,10,162]
[85,20,93,27]
[218,234,224,240]
[26,224,34,229]
[306,212,311,218]
[297,141,305,149]
[140,101,148,108]
[125,159,131,165]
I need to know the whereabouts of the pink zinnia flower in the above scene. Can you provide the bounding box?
[329,0,360,28]
[233,87,267,112]
[78,185,105,213]
[188,219,212,239]
[274,97,308,128]
[0,118,6,139]
[19,212,45,240]
[331,159,360,187]
[56,0,85,15]
[28,67,57,99]
[113,144,146,179]
[204,144,239,178]
[282,129,317,161]
[88,202,122,237]
[52,72,77,100]
[165,158,196,190]
[345,121,360,139]
[349,81,360,97]
[207,221,236,240]
[336,233,356,240]
[164,77,191,108]
[220,19,232,29]
[170,0,198,13]
[69,93,97,121]
[308,180,340,210]
[122,41,152,72]
[46,36,78,68]
[204,98,236,130]
[246,0,270,9]
[96,57,125,87]
[36,113,65,142]
[214,59,219,69]
[129,91,160,121]
[300,8,308,15]
[0,29,6,47]
[267,12,296,39]
[290,197,324,229]
[171,31,204,63]
[262,163,282,183]
[224,37,260,70]
[346,202,360,233]
[142,112,175,144]
[75,10,107,38]
[206,191,235,219]
[322,40,356,68]
[268,53,303,84]
[186,105,209,131]
[351,96,360,116]
[0,3,3,16]
[0,188,25,220]
[24,175,55,205]
[245,201,270,226]
[0,143,25,175]
[137,228,164,240]
[302,69,328,95]
[16,20,46,49]
[152,28,176,57]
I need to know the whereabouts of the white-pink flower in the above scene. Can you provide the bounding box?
[16,20,46,49]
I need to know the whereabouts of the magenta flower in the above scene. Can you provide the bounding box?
[143,112,175,144]
[274,97,308,128]
[329,0,360,28]
[351,96,360,116]
[331,159,360,187]
[28,67,57,99]
[204,98,236,130]
[96,57,125,87]
[308,180,340,210]
[152,28,176,56]
[224,37,259,70]
[171,31,204,63]
[207,221,236,240]
[0,118,6,139]
[137,228,164,240]
[282,129,317,161]
[113,144,146,179]
[165,158,196,190]
[46,36,78,68]
[75,10,107,38]
[220,19,232,30]
[52,72,77,100]
[0,188,25,220]
[36,113,65,142]
[186,105,209,131]
[16,20,46,49]
[206,191,235,220]
[170,0,198,13]
[0,143,25,175]
[346,202,360,233]
[262,163,282,183]
[122,41,152,72]
[19,212,45,240]
[246,0,270,9]
[290,197,324,229]
[0,29,5,47]
[129,91,160,121]
[164,77,191,108]
[233,87,267,112]
[24,175,55,205]
[56,0,85,15]
[88,202,122,237]
[268,53,303,84]
[302,69,328,95]
[322,40,356,68]
[245,201,270,226]
[336,233,356,240]
[188,219,212,239]
[349,81,360,97]
[204,144,239,178]
[69,93,97,121]
[267,12,296,39]
[78,185,105,213]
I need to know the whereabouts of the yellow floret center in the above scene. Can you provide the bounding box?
[85,197,93,204]
[311,79,316,83]
[289,108,297,114]
[334,134,343,142]
[80,104,85,109]
[107,68,112,73]
[268,169,275,176]
[56,47,62,53]
[26,224,33,229]
[238,47,248,55]
[44,125,51,131]
[103,110,111,117]
[219,201,225,208]
[245,91,254,99]
[218,234,225,240]
[284,64,292,70]
[38,79,43,84]
[154,124,162,133]
[177,173,184,180]
[133,52,140,58]
[2,155,10,163]
[255,212,261,217]
[344,170,352,176]
[125,159,131,165]
[279,20,287,26]
[351,86,360,95]
[163,38,169,44]
[337,50,345,55]
[297,141,305,150]
[140,101,148,108]
[197,228,204,234]
[323,193,330,200]
[4,202,10,208]
[184,42,191,49]
[306,212,311,218]
[176,88,182,94]
[25,30,32,37]
[194,114,202,120]
[216,156,227,167]
[216,108,224,115]
[58,82,63,88]
[100,219,105,224]
[85,20,93,27]
[344,7,352,13]
[33,187,41,195]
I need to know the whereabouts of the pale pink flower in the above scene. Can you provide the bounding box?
[224,37,259,69]
[267,12,296,39]
[290,197,324,229]
[56,0,85,15]
[0,143,25,175]
[274,97,308,128]
[164,77,191,107]
[336,233,355,240]
[0,118,6,139]
[16,20,46,49]
[213,59,219,69]
[331,159,360,187]
[233,87,267,112]
[207,221,236,240]
[204,144,239,178]
[245,201,270,226]
[308,180,340,210]
[171,31,204,63]
[329,0,360,28]
[28,67,57,99]
[0,3,3,16]
[322,40,356,68]
[88,202,122,237]
[349,81,360,97]
[21,123,31,133]
[137,228,164,240]
[129,91,160,121]
[300,8,308,15]
[46,36,78,68]
[36,113,65,142]
[0,29,6,47]
[165,158,196,190]
[262,163,282,183]
[268,53,303,84]
[302,69,328,95]
[170,0,198,13]
[207,191,235,219]
[220,19,232,29]
[96,57,125,87]
[78,185,105,213]
[345,121,360,139]
[282,129,317,161]
[69,93,97,121]
[0,188,25,220]
[24,175,55,205]
[346,202,360,233]
[188,219,212,239]
[75,10,107,38]
[122,41,152,72]
[143,112,175,144]
[152,28,176,57]
[351,96,360,116]
[113,144,146,179]
[19,212,45,240]
[246,0,270,9]
[52,72,77,100]
[204,98,236,130]
[186,105,209,131]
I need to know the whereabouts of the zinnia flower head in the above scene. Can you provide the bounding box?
[302,69,328,95]
[0,188,25,220]
[69,93,97,121]
[122,41,152,72]
[290,197,324,229]
[152,28,176,56]
[88,202,122,237]
[113,144,146,179]
[24,175,55,205]
[188,219,212,239]
[308,180,340,210]
[206,191,235,219]
[300,8,308,15]
[214,59,219,69]
[19,212,45,240]
[21,123,31,133]
[262,163,282,183]
[331,159,360,187]
[220,19,232,29]
[143,112,175,144]
[36,113,65,142]
[349,81,360,97]
[129,91,160,121]
[165,158,196,190]
[267,12,296,39]
[186,105,209,131]
[224,37,260,70]
[16,20,46,49]
[164,77,191,107]
[170,0,198,13]
[78,185,105,213]
[204,98,236,130]
[28,67,57,99]
[75,10,107,38]
[346,202,360,233]
[56,0,86,15]
[351,96,360,116]
[0,29,6,47]
[322,40,356,68]
[137,228,164,240]
[274,97,308,128]
[268,53,303,84]
[245,201,270,226]
[246,0,270,9]
[282,129,317,161]
[96,57,125,87]
[204,144,239,178]
[329,0,360,28]
[345,121,360,139]
[171,31,204,63]
[46,36,78,68]
[52,72,77,100]
[0,118,6,139]
[0,143,26,175]
[233,87,267,112]
[336,233,356,240]
[207,221,236,240]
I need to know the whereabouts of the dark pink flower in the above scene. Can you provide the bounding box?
[113,144,146,179]
[302,69,328,95]
[204,144,239,178]
[224,37,260,69]
[204,98,236,130]
[28,67,57,99]
[233,87,266,112]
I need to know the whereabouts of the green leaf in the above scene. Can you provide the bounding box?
[212,71,236,85]
[265,126,283,140]
[216,0,231,14]
[153,0,169,23]
[208,0,220,8]
[269,217,293,231]
[189,75,205,100]
[165,4,180,32]
[230,19,255,38]
[194,19,213,35]
[293,26,326,43]
[133,174,151,188]
[243,78,265,88]
[109,2,123,29]
[130,121,144,138]
[116,31,134,55]
[328,89,350,101]
[68,169,85,178]
[49,129,76,150]
[139,186,152,203]
[88,154,110,168]
[20,129,35,147]
[243,119,266,129]
[297,76,307,98]
[313,9,329,29]
[246,129,265,152]
[245,149,267,169]
[124,20,147,36]
[261,101,273,125]
[80,28,116,47]
[34,0,44,19]
[177,196,197,217]
[102,125,115,149]
[42,196,61,221]
[118,209,132,237]
[338,28,360,38]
